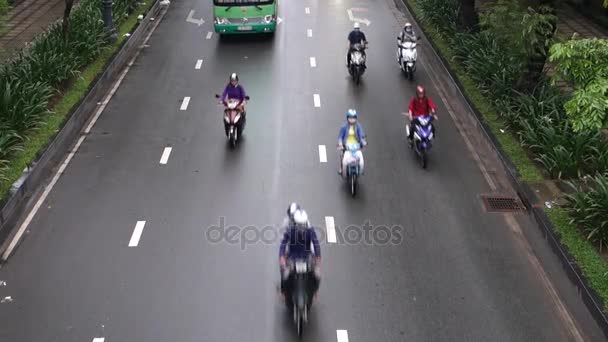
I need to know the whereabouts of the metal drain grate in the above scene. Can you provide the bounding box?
[480,195,526,212]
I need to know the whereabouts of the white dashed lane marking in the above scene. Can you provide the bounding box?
[159,147,172,164]
[307,29,312,37]
[310,57,316,67]
[195,59,203,69]
[92,338,105,342]
[318,145,327,162]
[313,94,321,107]
[325,216,336,243]
[180,96,190,110]
[128,221,146,247]
[305,7,310,14]
[337,330,348,342]
[206,31,213,39]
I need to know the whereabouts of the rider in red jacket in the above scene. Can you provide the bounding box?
[407,85,438,142]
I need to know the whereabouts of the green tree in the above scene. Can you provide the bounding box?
[549,38,608,131]
[62,0,75,42]
[516,5,558,92]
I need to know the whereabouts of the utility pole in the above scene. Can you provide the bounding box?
[102,0,117,42]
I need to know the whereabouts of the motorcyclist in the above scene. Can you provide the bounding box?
[220,72,247,113]
[397,22,418,63]
[346,22,368,69]
[282,202,301,230]
[406,85,438,145]
[337,109,367,175]
[279,210,321,305]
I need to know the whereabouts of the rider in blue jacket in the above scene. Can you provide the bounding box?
[337,109,367,174]
[279,210,321,304]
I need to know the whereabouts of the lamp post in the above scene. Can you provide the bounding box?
[102,0,117,42]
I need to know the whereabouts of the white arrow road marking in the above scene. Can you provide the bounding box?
[186,10,204,26]
[325,216,336,243]
[347,8,371,26]
[277,17,283,25]
[319,145,327,162]
[186,9,205,26]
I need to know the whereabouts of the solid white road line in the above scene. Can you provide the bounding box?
[325,216,336,243]
[318,145,327,163]
[313,94,321,107]
[206,31,213,39]
[180,97,190,110]
[337,330,348,342]
[0,6,166,262]
[159,147,172,164]
[305,7,310,14]
[307,29,312,37]
[195,59,203,69]
[92,338,105,342]
[128,221,146,247]
[310,57,316,67]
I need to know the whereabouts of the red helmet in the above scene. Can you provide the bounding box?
[416,85,425,97]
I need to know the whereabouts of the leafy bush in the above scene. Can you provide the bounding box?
[452,31,521,101]
[416,0,459,37]
[0,0,131,181]
[566,173,608,248]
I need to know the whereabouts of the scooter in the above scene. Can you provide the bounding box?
[397,36,420,80]
[341,142,364,196]
[287,257,313,337]
[348,42,368,85]
[406,114,435,169]
[215,94,250,148]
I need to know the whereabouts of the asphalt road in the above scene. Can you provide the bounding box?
[0,0,606,341]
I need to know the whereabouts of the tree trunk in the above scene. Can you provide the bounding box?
[62,0,74,42]
[458,0,479,32]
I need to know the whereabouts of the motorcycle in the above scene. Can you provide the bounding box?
[348,42,367,85]
[214,94,250,148]
[406,114,435,168]
[341,142,364,196]
[397,36,420,80]
[286,257,313,337]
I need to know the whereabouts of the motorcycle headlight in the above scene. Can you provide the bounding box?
[263,14,275,23]
[215,17,229,24]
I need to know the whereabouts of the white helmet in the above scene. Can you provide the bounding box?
[353,22,360,30]
[293,210,308,229]
[404,22,412,32]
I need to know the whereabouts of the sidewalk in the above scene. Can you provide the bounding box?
[556,3,608,39]
[0,0,72,61]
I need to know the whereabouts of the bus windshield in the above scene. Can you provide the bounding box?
[213,0,274,5]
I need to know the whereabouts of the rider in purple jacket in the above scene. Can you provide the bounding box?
[220,73,247,110]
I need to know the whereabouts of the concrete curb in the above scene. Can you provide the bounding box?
[0,0,165,258]
[396,0,608,338]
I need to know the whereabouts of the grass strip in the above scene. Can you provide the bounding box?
[0,1,153,200]
[546,207,608,313]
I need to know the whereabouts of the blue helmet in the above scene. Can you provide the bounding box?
[346,109,357,119]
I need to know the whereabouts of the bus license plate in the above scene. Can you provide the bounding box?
[238,25,252,31]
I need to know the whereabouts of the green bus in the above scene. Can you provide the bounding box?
[213,0,277,34]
